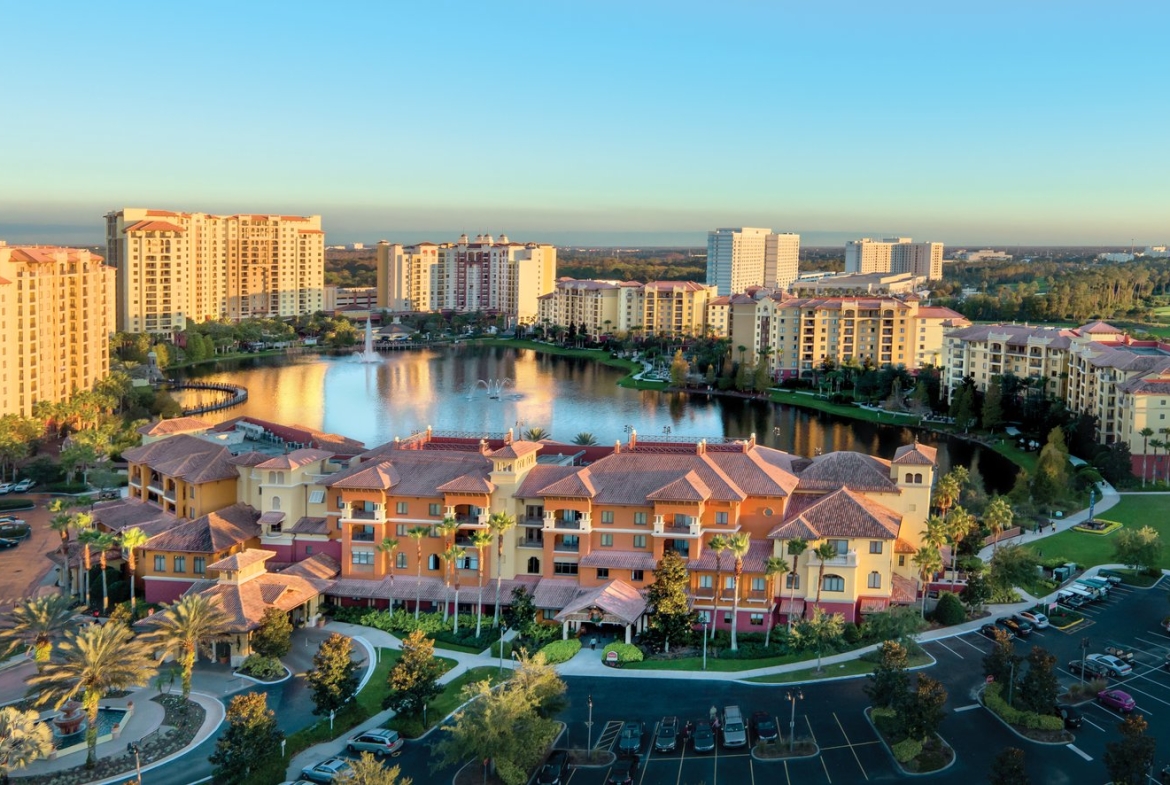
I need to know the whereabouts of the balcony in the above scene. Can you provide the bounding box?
[352,530,376,542]
[809,550,859,568]
[652,516,702,537]
[339,503,385,523]
[541,512,591,533]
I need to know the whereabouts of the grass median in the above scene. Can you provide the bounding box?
[1022,495,1170,570]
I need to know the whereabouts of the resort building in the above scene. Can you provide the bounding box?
[792,271,924,296]
[536,279,717,338]
[375,234,557,326]
[105,209,325,333]
[845,238,944,280]
[0,243,115,418]
[706,228,800,295]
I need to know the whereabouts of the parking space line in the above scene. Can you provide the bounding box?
[1135,636,1170,651]
[1067,744,1093,761]
[1082,715,1107,732]
[820,741,883,751]
[783,759,791,785]
[832,712,870,781]
[956,635,990,653]
[804,714,818,745]
[820,756,833,783]
[933,640,964,659]
[1116,681,1170,709]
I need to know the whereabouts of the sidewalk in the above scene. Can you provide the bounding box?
[976,480,1119,561]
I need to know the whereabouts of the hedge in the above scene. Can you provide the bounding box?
[601,642,643,663]
[538,639,581,664]
[892,738,923,763]
[983,682,1063,731]
[239,655,284,680]
[932,592,966,626]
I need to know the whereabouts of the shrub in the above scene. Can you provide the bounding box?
[870,707,896,720]
[892,738,923,763]
[601,642,643,663]
[842,623,862,645]
[240,655,285,680]
[1023,713,1064,731]
[538,639,582,664]
[931,592,966,626]
[984,682,1063,731]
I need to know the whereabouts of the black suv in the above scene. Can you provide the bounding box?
[1055,705,1082,729]
[606,756,638,785]
[1067,659,1107,678]
[997,616,1033,636]
[654,716,679,752]
[751,711,779,743]
[537,749,570,785]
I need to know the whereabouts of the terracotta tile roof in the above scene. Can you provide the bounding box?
[707,449,800,497]
[892,443,937,466]
[330,462,401,490]
[436,474,495,494]
[515,466,580,498]
[642,280,711,292]
[279,553,340,580]
[770,488,900,540]
[122,434,239,484]
[859,598,889,613]
[255,448,334,470]
[4,246,103,265]
[327,576,448,602]
[137,417,211,437]
[125,220,187,233]
[536,471,598,498]
[554,580,647,625]
[92,498,180,537]
[228,451,271,466]
[1078,320,1124,334]
[193,569,332,633]
[945,323,1074,349]
[646,471,711,502]
[579,551,658,571]
[287,516,330,535]
[258,511,285,527]
[1117,370,1170,395]
[891,574,918,604]
[795,452,897,493]
[145,504,260,553]
[213,416,365,456]
[208,549,274,572]
[325,450,493,496]
[688,539,773,573]
[533,578,582,609]
[488,441,542,460]
[916,306,967,320]
[894,538,917,554]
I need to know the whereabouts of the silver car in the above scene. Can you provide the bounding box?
[300,757,353,783]
[347,728,403,757]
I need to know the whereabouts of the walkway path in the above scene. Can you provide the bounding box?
[976,480,1120,562]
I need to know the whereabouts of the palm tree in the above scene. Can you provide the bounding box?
[763,556,789,648]
[143,594,231,706]
[572,432,598,446]
[406,526,429,620]
[944,506,976,591]
[119,527,149,616]
[1139,427,1155,486]
[377,537,399,611]
[48,500,74,599]
[30,623,157,768]
[1152,438,1167,486]
[470,530,493,638]
[76,525,99,607]
[1161,427,1170,483]
[707,535,729,641]
[932,473,960,518]
[911,545,943,619]
[727,533,751,651]
[811,541,839,609]
[523,426,548,441]
[0,594,77,667]
[91,531,116,613]
[0,705,54,781]
[784,538,808,627]
[984,496,1014,552]
[436,517,461,622]
[440,546,466,634]
[488,511,516,627]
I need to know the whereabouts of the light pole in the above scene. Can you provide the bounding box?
[702,619,709,671]
[785,689,803,752]
[1080,637,1090,687]
[127,742,142,782]
[586,693,594,764]
[498,623,507,675]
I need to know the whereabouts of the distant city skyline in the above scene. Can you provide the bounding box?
[2,2,1168,247]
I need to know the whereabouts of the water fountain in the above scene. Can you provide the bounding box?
[353,318,382,363]
[470,378,512,400]
[52,701,86,737]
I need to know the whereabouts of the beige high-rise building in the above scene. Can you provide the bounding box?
[706,228,801,295]
[845,238,943,280]
[537,279,716,338]
[377,234,556,325]
[105,209,325,333]
[0,242,115,417]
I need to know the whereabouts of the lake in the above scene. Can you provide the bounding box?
[174,345,1017,494]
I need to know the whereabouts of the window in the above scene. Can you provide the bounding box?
[193,557,205,575]
[634,512,647,525]
[597,568,609,579]
[697,611,710,624]
[153,555,165,572]
[169,556,184,573]
[397,502,408,515]
[428,554,440,570]
[822,574,845,592]
[460,553,477,570]
[396,552,407,569]
[601,511,614,524]
[785,573,800,589]
[751,577,766,592]
[306,545,313,554]
[429,526,440,538]
[724,576,735,590]
[905,473,914,483]
[827,539,848,556]
[914,473,923,483]
[429,503,442,516]
[868,571,882,589]
[600,534,613,547]
[633,535,647,548]
[352,551,374,566]
[632,569,644,582]
[715,511,728,525]
[396,523,407,536]
[723,612,732,624]
[527,556,541,574]
[309,490,325,504]
[699,575,713,588]
[898,555,906,567]
[749,613,764,626]
[526,505,544,520]
[674,513,692,527]
[553,562,579,576]
[869,541,883,554]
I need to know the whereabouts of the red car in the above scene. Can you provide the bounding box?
[1097,689,1136,713]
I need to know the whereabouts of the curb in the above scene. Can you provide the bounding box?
[975,687,1073,747]
[750,741,820,762]
[863,708,956,777]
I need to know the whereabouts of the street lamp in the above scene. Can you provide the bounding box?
[498,623,507,675]
[127,742,142,782]
[586,693,594,764]
[1080,637,1091,687]
[702,619,709,671]
[785,689,803,752]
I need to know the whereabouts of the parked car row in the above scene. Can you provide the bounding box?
[296,729,404,783]
[0,479,35,494]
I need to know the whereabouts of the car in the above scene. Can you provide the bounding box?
[979,623,1012,640]
[1095,571,1123,585]
[537,749,571,785]
[721,705,747,748]
[1103,646,1136,664]
[347,728,403,757]
[300,757,354,783]
[606,755,639,785]
[1067,659,1108,678]
[0,522,29,540]
[0,538,20,550]
[1161,617,1170,634]
[692,720,715,753]
[1055,704,1082,729]
[0,516,25,525]
[617,721,643,755]
[998,616,1033,636]
[1017,611,1049,629]
[1058,592,1085,609]
[654,716,678,752]
[1097,689,1136,713]
[12,479,34,492]
[1087,654,1133,677]
[751,711,779,743]
[0,483,12,495]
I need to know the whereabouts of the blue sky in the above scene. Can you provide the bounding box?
[2,2,1167,247]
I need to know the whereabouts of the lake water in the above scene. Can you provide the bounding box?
[175,345,1017,494]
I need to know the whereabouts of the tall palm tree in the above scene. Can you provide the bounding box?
[488,511,516,627]
[470,530,493,638]
[440,546,466,634]
[944,506,976,591]
[727,533,751,651]
[1139,427,1155,486]
[784,538,808,628]
[763,556,789,648]
[811,541,839,609]
[91,531,117,613]
[76,526,99,608]
[984,496,1014,552]
[436,517,461,622]
[1161,428,1170,483]
[911,545,943,619]
[143,594,231,705]
[406,526,429,620]
[119,527,149,616]
[921,515,948,554]
[932,473,960,519]
[30,623,157,769]
[0,594,77,667]
[48,500,74,599]
[0,706,54,781]
[1152,438,1167,486]
[523,426,548,441]
[377,537,399,611]
[707,535,729,640]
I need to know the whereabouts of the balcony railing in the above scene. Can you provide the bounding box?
[352,532,376,542]
[553,541,580,553]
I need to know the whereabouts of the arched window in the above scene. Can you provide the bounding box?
[428,554,440,571]
[396,552,407,570]
[867,571,881,589]
[905,473,913,483]
[526,556,541,574]
[822,574,845,592]
[785,573,800,589]
[268,471,276,483]
[914,473,923,483]
[278,472,285,484]
[271,496,281,511]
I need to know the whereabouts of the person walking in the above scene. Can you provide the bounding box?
[590,635,597,651]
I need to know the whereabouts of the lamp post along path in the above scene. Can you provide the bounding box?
[586,693,594,764]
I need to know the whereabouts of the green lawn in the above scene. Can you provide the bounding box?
[1022,495,1170,570]
[745,652,932,684]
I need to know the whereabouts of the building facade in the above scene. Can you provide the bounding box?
[845,238,944,280]
[0,243,115,417]
[536,279,716,338]
[105,209,325,333]
[706,228,800,295]
[375,234,556,326]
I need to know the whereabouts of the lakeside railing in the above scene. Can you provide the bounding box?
[169,381,248,416]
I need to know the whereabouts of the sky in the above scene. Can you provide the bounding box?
[2,1,1168,247]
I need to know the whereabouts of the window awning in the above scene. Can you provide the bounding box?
[777,598,805,615]
[859,597,889,614]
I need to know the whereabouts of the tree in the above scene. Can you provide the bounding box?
[944,506,977,591]
[385,630,443,717]
[0,706,54,781]
[989,747,1030,785]
[727,532,751,651]
[1104,713,1157,785]
[984,495,1014,552]
[932,474,960,519]
[1016,646,1059,716]
[989,545,1040,595]
[470,530,493,638]
[250,607,292,660]
[0,594,77,666]
[346,752,412,785]
[120,527,149,615]
[792,607,844,673]
[960,571,991,613]
[440,545,465,633]
[407,525,429,620]
[571,432,598,446]
[811,541,839,608]
[1113,525,1163,573]
[899,674,947,742]
[502,585,536,638]
[48,499,76,600]
[645,550,696,652]
[144,594,232,704]
[91,531,116,612]
[436,517,461,623]
[784,538,807,629]
[982,627,1020,700]
[1032,426,1070,506]
[209,691,284,785]
[1139,426,1155,486]
[307,633,360,717]
[982,376,1005,431]
[763,556,789,647]
[865,640,909,710]
[59,442,99,485]
[488,511,517,627]
[29,623,157,768]
[707,534,729,640]
[522,427,548,441]
[377,536,399,612]
[669,349,689,387]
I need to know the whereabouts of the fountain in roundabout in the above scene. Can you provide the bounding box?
[52,701,86,736]
[45,700,131,755]
[352,318,382,363]
[470,378,513,400]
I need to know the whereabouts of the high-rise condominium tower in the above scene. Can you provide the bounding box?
[105,209,325,333]
[844,238,944,280]
[706,228,800,295]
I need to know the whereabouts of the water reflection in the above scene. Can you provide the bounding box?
[176,345,1016,493]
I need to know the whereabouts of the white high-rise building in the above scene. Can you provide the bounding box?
[845,237,943,280]
[706,227,800,295]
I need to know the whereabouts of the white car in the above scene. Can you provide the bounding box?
[1018,611,1049,629]
[12,479,34,492]
[0,483,12,495]
[1087,653,1133,677]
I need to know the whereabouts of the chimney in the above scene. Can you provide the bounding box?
[629,430,637,450]
[613,440,621,455]
[696,439,706,456]
[506,428,514,444]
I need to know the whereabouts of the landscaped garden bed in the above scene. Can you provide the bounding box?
[752,738,819,760]
[867,708,954,774]
[1072,518,1121,535]
[980,682,1071,744]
